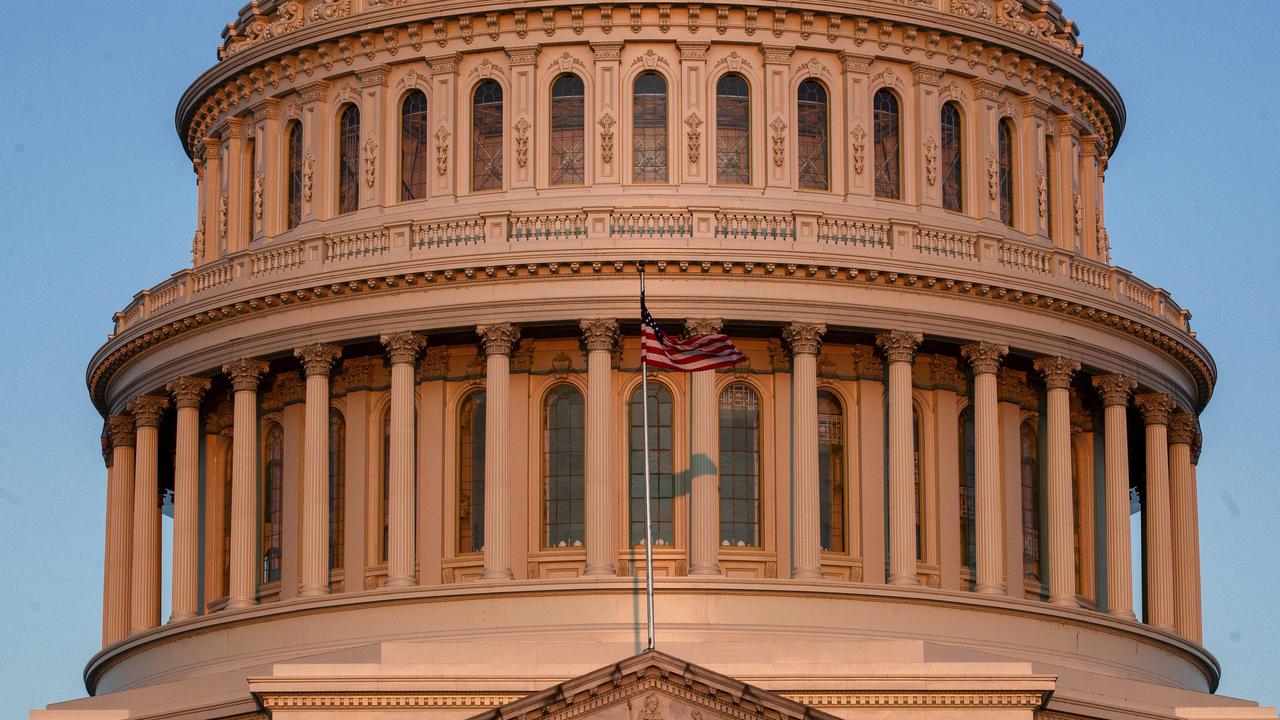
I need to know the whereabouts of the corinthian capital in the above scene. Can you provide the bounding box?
[127,395,170,428]
[294,343,343,376]
[1134,393,1177,426]
[685,318,723,337]
[1033,356,1081,390]
[107,415,136,449]
[783,322,827,356]
[477,323,521,357]
[579,319,620,352]
[1192,431,1203,465]
[875,330,923,364]
[1092,373,1137,407]
[960,342,1008,375]
[166,376,211,409]
[381,332,427,365]
[1168,411,1197,446]
[223,358,270,392]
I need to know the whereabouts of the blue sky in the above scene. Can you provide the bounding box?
[0,2,1276,716]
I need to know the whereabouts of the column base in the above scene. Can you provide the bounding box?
[975,583,1005,595]
[226,598,257,610]
[383,576,416,588]
[888,573,920,586]
[583,564,617,577]
[481,568,514,581]
[1049,595,1079,608]
[792,568,825,581]
[688,563,722,576]
[168,611,196,623]
[1108,608,1137,621]
[299,584,330,597]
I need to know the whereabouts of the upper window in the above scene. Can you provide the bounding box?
[797,80,829,190]
[220,445,233,597]
[380,408,390,563]
[543,385,585,548]
[550,74,586,186]
[337,104,360,214]
[1020,420,1041,580]
[998,118,1015,226]
[328,409,345,573]
[719,382,761,547]
[458,390,486,554]
[629,383,675,546]
[913,407,925,562]
[401,90,429,201]
[958,406,976,572]
[286,121,303,229]
[818,391,845,552]
[262,423,284,584]
[472,80,504,191]
[941,102,963,213]
[715,74,750,186]
[873,89,902,199]
[632,72,669,183]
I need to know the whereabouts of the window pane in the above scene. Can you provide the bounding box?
[220,446,232,596]
[630,383,675,546]
[633,72,668,183]
[719,382,760,547]
[328,409,345,572]
[818,391,844,552]
[550,75,586,186]
[999,119,1015,226]
[338,105,360,214]
[716,74,750,185]
[401,91,428,201]
[286,121,303,229]
[472,81,504,191]
[874,89,901,199]
[544,385,585,547]
[380,410,390,562]
[913,409,924,561]
[1021,421,1041,580]
[458,391,486,553]
[262,424,284,584]
[797,80,829,190]
[959,407,976,571]
[941,103,963,213]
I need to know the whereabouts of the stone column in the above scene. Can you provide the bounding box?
[381,333,427,587]
[581,319,620,576]
[839,52,873,199]
[970,80,1001,223]
[1020,97,1052,239]
[784,322,826,579]
[1135,392,1177,630]
[478,324,519,580]
[912,63,943,208]
[760,43,794,189]
[687,318,724,576]
[1034,356,1081,606]
[222,118,247,254]
[200,139,221,264]
[250,99,281,240]
[427,53,460,199]
[1093,374,1138,619]
[127,395,169,634]
[1169,411,1201,641]
[678,41,710,185]
[961,342,1009,594]
[294,344,342,596]
[356,66,391,210]
[876,330,923,586]
[506,46,539,190]
[166,377,209,622]
[590,42,623,187]
[222,358,269,609]
[103,416,136,646]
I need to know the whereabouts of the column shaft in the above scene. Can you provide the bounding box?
[792,352,820,578]
[225,359,268,609]
[962,343,1008,594]
[582,320,619,576]
[386,360,416,585]
[128,398,166,634]
[1136,393,1177,630]
[1094,375,1136,618]
[478,324,517,580]
[300,371,332,595]
[1169,412,1201,641]
[1045,385,1076,604]
[103,419,135,646]
[170,402,200,620]
[688,368,720,575]
[878,331,923,586]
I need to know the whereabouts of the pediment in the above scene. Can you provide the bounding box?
[468,650,836,720]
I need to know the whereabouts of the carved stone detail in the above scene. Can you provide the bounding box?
[223,358,270,392]
[769,117,787,168]
[598,112,616,166]
[434,125,451,176]
[875,330,923,364]
[767,338,790,372]
[1168,411,1196,445]
[1036,170,1048,218]
[1092,374,1137,407]
[381,332,427,365]
[684,112,703,165]
[684,318,723,337]
[1135,393,1177,426]
[923,135,938,186]
[303,152,315,201]
[580,318,620,352]
[294,343,343,376]
[783,321,826,356]
[127,395,170,428]
[252,171,264,221]
[1033,355,1081,390]
[852,345,883,377]
[514,116,531,168]
[166,376,212,409]
[510,339,535,372]
[850,124,867,175]
[107,415,137,449]
[960,341,1008,375]
[477,323,521,356]
[986,152,998,200]
[364,136,378,188]
[418,347,450,380]
[340,356,382,389]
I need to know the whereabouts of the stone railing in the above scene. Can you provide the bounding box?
[107,207,1191,339]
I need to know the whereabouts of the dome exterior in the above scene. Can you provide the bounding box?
[49,1,1272,719]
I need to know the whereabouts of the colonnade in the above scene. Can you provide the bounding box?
[98,321,1204,648]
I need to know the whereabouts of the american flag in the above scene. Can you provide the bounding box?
[640,271,746,372]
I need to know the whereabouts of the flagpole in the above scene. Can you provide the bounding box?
[640,266,656,651]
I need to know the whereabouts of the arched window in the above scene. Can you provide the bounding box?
[716,74,750,185]
[543,385,585,547]
[1020,420,1042,581]
[797,80,829,190]
[632,72,669,183]
[913,407,925,561]
[286,121,303,230]
[941,102,963,212]
[1044,135,1055,239]
[262,423,284,584]
[998,118,1015,226]
[220,445,233,597]
[550,74,586,186]
[379,408,390,563]
[958,406,976,572]
[472,80,504,191]
[328,409,345,572]
[719,382,760,547]
[629,383,674,546]
[337,104,360,214]
[873,89,901,199]
[458,390,486,553]
[400,90,429,201]
[818,391,845,552]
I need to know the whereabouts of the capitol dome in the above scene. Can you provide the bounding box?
[41,0,1275,718]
